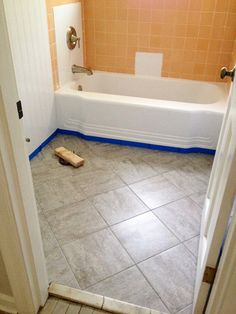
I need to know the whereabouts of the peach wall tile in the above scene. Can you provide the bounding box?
[230,39,236,67]
[46,0,236,85]
[83,0,236,82]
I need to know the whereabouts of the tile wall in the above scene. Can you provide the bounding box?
[84,0,236,82]
[47,0,236,87]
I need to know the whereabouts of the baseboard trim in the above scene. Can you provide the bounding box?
[0,293,17,314]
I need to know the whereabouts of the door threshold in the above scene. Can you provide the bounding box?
[40,282,167,314]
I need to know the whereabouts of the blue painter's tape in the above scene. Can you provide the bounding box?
[29,128,215,160]
[57,128,216,155]
[29,129,58,160]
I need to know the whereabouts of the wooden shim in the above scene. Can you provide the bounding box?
[55,147,84,168]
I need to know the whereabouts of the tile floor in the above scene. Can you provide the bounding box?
[32,135,214,314]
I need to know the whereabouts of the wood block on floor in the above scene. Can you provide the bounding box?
[55,147,84,168]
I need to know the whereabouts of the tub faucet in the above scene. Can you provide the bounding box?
[72,64,93,75]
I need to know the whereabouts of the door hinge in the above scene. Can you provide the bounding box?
[203,266,217,284]
[16,100,23,119]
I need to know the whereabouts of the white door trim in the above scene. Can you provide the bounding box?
[0,1,48,313]
[193,71,236,313]
[206,194,236,314]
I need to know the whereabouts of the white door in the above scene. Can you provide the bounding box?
[0,1,48,312]
[193,67,236,314]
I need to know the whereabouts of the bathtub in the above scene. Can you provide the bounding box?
[55,71,228,152]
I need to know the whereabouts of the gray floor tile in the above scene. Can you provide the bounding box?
[87,266,169,312]
[44,200,107,245]
[32,135,213,312]
[112,212,179,262]
[129,175,185,209]
[50,135,92,155]
[175,304,193,314]
[91,186,149,225]
[112,156,157,184]
[62,229,133,289]
[189,192,206,209]
[142,151,189,174]
[32,161,74,183]
[71,169,125,197]
[153,197,201,241]
[163,164,210,195]
[80,151,115,171]
[186,153,213,170]
[34,176,86,211]
[46,247,79,289]
[38,213,59,257]
[184,236,200,260]
[139,244,196,314]
[87,141,132,158]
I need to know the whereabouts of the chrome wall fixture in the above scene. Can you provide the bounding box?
[67,26,80,50]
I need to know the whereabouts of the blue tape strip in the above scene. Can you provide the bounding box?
[29,128,216,160]
[57,128,216,155]
[29,129,58,160]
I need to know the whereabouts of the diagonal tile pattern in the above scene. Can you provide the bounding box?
[112,212,179,263]
[32,134,213,314]
[91,186,149,225]
[129,175,186,209]
[87,266,169,312]
[62,228,133,289]
[44,200,107,245]
[153,197,202,241]
[139,244,196,313]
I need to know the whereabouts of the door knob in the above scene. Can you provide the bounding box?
[25,138,30,142]
[220,66,235,81]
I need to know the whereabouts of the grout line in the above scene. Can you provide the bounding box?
[173,303,193,314]
[39,211,81,289]
[136,263,172,314]
[107,225,180,313]
[36,135,210,312]
[84,264,135,291]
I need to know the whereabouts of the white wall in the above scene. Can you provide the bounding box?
[3,0,57,155]
[54,3,84,86]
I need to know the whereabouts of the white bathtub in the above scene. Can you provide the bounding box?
[55,71,228,152]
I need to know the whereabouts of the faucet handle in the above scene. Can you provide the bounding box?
[71,34,80,48]
[67,26,80,50]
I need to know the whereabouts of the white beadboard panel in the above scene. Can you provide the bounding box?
[53,3,84,86]
[3,0,56,155]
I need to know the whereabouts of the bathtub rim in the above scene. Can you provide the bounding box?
[56,87,227,114]
[56,73,228,113]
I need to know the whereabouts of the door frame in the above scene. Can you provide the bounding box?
[1,0,236,313]
[0,1,48,313]
[206,191,236,313]
[193,76,236,313]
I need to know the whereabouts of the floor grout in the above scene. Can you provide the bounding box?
[34,134,213,314]
[40,210,81,289]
